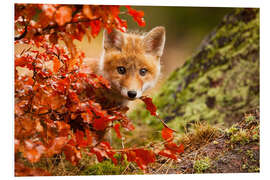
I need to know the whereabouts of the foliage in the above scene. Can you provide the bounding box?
[193,157,211,173]
[14,4,183,176]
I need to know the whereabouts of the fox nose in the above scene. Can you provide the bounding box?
[127,91,137,98]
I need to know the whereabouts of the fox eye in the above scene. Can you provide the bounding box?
[139,68,148,76]
[117,66,126,74]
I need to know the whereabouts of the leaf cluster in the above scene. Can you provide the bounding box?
[14,4,183,176]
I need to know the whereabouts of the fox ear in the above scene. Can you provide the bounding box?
[103,28,123,50]
[143,26,166,57]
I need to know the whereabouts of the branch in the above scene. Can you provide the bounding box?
[14,17,100,41]
[14,23,28,41]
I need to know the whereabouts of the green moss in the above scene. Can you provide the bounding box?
[226,124,239,135]
[245,115,256,123]
[230,129,249,145]
[246,150,254,160]
[252,126,260,141]
[193,157,211,173]
[81,159,128,175]
[248,166,260,173]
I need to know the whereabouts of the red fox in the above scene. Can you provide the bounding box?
[86,26,166,107]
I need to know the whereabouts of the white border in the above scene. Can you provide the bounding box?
[2,0,270,180]
[13,0,260,8]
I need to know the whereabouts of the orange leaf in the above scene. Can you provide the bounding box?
[161,127,174,142]
[124,148,156,170]
[52,56,60,73]
[63,144,81,166]
[165,143,184,154]
[55,6,72,26]
[46,137,68,157]
[15,162,51,176]
[158,149,177,160]
[82,5,98,19]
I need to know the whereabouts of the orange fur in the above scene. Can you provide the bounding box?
[86,26,166,106]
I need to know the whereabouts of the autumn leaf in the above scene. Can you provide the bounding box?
[23,140,46,163]
[55,6,72,26]
[52,56,60,73]
[15,162,51,176]
[92,117,109,131]
[82,5,99,19]
[158,149,177,160]
[46,137,68,157]
[113,123,122,138]
[165,143,184,154]
[90,19,102,37]
[125,148,156,170]
[140,96,157,116]
[161,127,174,142]
[63,144,81,166]
[126,6,146,27]
[14,4,173,174]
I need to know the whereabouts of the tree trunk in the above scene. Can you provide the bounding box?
[130,8,259,132]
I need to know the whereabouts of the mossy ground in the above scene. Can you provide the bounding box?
[145,108,259,174]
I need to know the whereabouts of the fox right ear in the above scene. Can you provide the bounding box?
[143,26,166,57]
[103,29,123,50]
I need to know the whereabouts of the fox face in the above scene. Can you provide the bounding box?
[99,26,166,100]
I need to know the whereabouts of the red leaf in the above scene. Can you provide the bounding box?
[63,144,81,166]
[90,19,102,37]
[158,149,177,160]
[161,127,174,142]
[69,91,80,103]
[99,141,118,165]
[85,129,93,146]
[124,148,156,170]
[90,147,106,162]
[165,143,184,154]
[75,130,88,148]
[113,123,122,139]
[93,117,109,131]
[125,6,146,27]
[140,96,157,116]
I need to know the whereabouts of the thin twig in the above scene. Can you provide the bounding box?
[165,159,173,174]
[154,158,170,174]
[121,162,131,175]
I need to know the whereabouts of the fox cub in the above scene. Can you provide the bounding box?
[88,26,166,107]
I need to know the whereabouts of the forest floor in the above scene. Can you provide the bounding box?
[146,108,260,174]
[18,108,259,175]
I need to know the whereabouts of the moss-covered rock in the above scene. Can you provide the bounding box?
[130,8,259,132]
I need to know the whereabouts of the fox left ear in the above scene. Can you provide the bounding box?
[143,26,166,57]
[103,28,123,51]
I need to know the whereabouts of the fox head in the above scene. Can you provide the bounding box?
[99,26,166,100]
